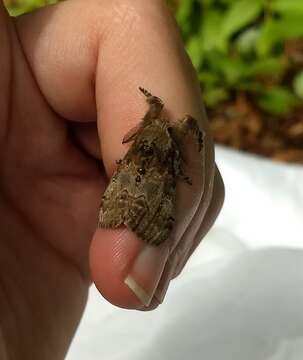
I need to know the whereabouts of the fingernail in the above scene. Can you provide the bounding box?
[153,262,175,304]
[124,243,169,307]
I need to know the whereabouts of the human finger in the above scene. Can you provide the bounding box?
[16,0,215,309]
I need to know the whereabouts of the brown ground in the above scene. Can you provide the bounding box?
[209,39,303,165]
[209,95,303,164]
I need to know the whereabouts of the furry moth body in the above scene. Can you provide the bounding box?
[98,88,204,246]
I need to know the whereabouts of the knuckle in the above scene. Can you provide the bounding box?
[105,0,170,34]
[107,0,149,28]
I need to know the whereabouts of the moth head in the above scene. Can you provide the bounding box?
[146,95,164,110]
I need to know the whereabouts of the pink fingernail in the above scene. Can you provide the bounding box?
[124,243,169,307]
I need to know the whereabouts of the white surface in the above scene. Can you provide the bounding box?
[67,146,303,360]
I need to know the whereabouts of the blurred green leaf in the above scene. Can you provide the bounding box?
[176,0,195,26]
[200,10,223,51]
[203,52,243,84]
[201,0,218,7]
[176,0,200,39]
[246,57,286,78]
[257,87,299,114]
[293,71,303,99]
[187,35,204,69]
[271,0,303,15]
[199,71,220,86]
[235,80,263,93]
[258,16,303,56]
[236,27,260,54]
[7,0,59,16]
[219,0,264,50]
[217,57,248,85]
[203,87,229,107]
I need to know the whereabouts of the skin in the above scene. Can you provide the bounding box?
[0,0,224,359]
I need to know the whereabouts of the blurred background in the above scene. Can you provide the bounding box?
[4,0,303,164]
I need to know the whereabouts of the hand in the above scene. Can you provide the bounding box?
[0,0,224,358]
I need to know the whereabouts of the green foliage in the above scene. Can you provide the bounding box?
[5,0,303,116]
[293,71,303,99]
[258,15,303,56]
[6,0,59,16]
[257,86,299,114]
[271,0,303,15]
[174,0,303,114]
[219,0,264,51]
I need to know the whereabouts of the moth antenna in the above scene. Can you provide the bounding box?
[139,87,152,98]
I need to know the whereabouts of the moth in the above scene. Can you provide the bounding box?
[98,87,204,246]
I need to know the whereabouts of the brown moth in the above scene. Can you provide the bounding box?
[98,87,204,246]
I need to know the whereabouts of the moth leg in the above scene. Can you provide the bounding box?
[179,173,192,185]
[174,115,205,152]
[167,135,192,185]
[139,87,164,120]
[177,159,192,185]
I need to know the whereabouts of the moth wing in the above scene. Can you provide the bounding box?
[122,122,142,144]
[98,169,130,228]
[143,189,175,246]
[125,173,176,246]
